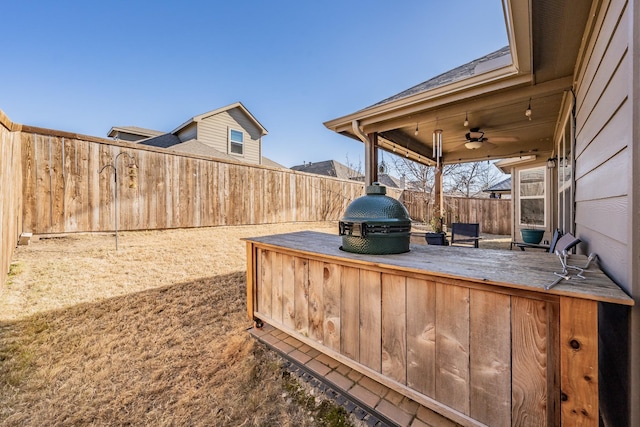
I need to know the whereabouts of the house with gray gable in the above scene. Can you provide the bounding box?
[108,102,284,168]
[290,159,363,180]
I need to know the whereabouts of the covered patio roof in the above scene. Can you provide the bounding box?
[324,0,594,167]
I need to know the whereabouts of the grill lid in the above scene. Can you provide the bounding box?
[339,183,411,255]
[340,183,410,223]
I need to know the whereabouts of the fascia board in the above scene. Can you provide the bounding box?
[325,67,531,135]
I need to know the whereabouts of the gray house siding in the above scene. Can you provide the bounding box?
[197,107,261,164]
[573,0,636,425]
[114,132,144,142]
[176,122,197,142]
[574,0,630,288]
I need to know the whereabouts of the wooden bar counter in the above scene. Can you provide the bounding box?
[245,231,633,427]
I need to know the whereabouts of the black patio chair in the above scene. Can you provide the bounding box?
[450,223,480,248]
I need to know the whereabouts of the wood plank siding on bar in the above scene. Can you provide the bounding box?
[245,231,633,427]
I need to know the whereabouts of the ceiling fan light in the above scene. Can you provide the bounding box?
[465,140,483,150]
[468,131,484,140]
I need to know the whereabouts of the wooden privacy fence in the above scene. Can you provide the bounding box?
[402,191,511,235]
[0,112,23,279]
[17,129,371,235]
[2,116,508,279]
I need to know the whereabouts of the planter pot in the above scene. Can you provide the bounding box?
[425,232,447,246]
[521,229,544,244]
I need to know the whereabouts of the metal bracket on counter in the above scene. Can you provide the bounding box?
[545,252,598,290]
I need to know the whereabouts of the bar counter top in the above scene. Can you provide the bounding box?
[245,231,633,306]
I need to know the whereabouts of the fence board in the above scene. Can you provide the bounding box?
[0,122,23,278]
[7,127,515,243]
[406,277,436,397]
[259,249,272,316]
[294,257,309,335]
[381,273,407,384]
[308,259,324,343]
[323,263,341,352]
[512,296,550,425]
[340,266,360,360]
[402,191,511,235]
[22,133,36,232]
[281,253,296,330]
[436,282,470,414]
[360,270,382,371]
[469,289,511,427]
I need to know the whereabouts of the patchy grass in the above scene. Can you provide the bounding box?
[5,263,22,287]
[1,222,356,426]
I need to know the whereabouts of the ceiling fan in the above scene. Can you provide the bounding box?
[464,128,486,149]
[464,127,519,150]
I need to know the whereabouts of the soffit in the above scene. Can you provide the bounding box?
[324,0,594,166]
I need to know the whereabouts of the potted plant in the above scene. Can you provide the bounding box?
[425,215,447,245]
[520,217,545,244]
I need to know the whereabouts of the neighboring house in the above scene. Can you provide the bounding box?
[375,173,404,189]
[290,160,363,180]
[350,172,409,190]
[291,159,412,190]
[108,102,284,168]
[325,0,638,424]
[482,176,511,199]
[107,126,164,142]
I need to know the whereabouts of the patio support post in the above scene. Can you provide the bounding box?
[352,120,378,186]
[363,132,378,186]
[434,162,443,221]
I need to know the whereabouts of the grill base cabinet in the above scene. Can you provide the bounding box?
[245,231,633,427]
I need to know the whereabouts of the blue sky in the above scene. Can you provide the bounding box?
[1,1,508,168]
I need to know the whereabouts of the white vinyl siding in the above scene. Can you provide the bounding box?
[197,107,261,164]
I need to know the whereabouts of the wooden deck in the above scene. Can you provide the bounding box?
[245,231,633,427]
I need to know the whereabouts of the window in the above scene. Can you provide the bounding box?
[519,166,546,227]
[557,108,574,234]
[229,129,243,155]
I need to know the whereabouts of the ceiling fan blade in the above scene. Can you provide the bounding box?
[484,140,497,149]
[485,136,519,143]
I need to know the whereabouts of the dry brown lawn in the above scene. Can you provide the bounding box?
[0,222,510,426]
[1,222,355,427]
